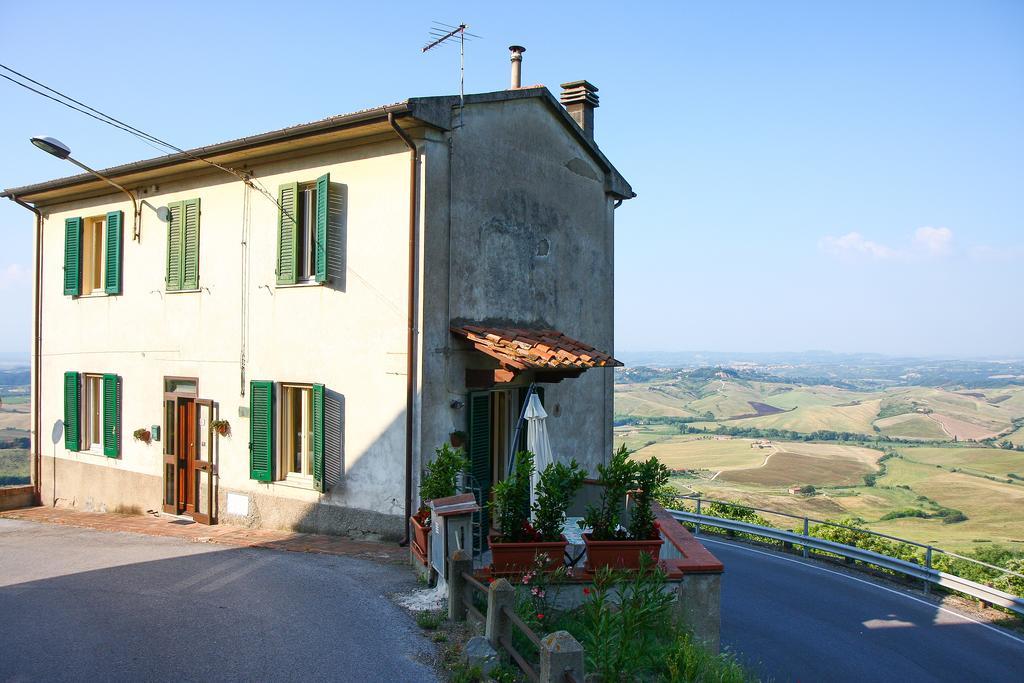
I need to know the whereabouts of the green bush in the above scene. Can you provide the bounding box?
[490,451,534,542]
[665,632,750,683]
[532,458,586,542]
[419,443,469,505]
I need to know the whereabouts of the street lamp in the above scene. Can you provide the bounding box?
[30,136,141,241]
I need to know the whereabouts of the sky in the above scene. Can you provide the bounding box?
[1,1,1021,358]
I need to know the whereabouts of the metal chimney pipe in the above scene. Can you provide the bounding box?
[509,45,525,88]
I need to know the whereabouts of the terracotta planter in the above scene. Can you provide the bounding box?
[489,534,567,575]
[583,532,663,571]
[410,513,430,567]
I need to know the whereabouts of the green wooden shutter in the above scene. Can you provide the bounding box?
[467,391,492,539]
[102,374,120,457]
[277,182,298,285]
[315,173,329,283]
[182,198,200,290]
[64,217,82,296]
[166,201,182,291]
[104,210,123,295]
[249,380,274,481]
[312,383,325,492]
[64,371,81,451]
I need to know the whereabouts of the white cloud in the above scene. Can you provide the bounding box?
[913,226,953,255]
[0,263,28,290]
[820,226,955,261]
[819,232,896,260]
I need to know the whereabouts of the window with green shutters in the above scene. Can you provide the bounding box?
[249,380,330,491]
[104,210,123,295]
[166,198,201,291]
[102,374,120,457]
[63,213,124,296]
[249,380,274,482]
[64,371,81,451]
[468,392,492,540]
[277,174,329,285]
[64,218,82,296]
[312,383,325,492]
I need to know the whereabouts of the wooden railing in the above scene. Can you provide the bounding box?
[448,550,585,683]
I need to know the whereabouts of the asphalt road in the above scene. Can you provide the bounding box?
[709,536,1024,682]
[0,519,438,682]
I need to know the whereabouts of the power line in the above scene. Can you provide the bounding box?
[0,63,288,217]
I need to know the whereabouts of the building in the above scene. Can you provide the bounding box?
[3,65,633,541]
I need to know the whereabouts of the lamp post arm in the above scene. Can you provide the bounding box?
[66,156,141,241]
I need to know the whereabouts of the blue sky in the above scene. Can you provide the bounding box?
[1,1,1021,357]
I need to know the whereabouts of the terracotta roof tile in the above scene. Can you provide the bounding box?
[450,324,622,371]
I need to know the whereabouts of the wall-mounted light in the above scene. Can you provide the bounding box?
[450,399,465,410]
[30,135,143,241]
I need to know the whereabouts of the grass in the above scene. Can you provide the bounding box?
[0,449,30,486]
[0,404,30,431]
[719,443,880,487]
[415,610,444,630]
[729,399,882,435]
[631,437,766,472]
[874,413,949,440]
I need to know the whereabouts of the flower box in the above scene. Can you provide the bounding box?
[410,512,430,567]
[489,534,567,575]
[582,530,663,572]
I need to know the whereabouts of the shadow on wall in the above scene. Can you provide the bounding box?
[0,541,435,681]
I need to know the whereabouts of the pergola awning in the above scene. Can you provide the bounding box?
[451,323,621,386]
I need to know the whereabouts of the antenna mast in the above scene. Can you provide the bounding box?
[423,22,480,127]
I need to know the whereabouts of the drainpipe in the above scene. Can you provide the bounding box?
[388,113,419,547]
[7,195,43,505]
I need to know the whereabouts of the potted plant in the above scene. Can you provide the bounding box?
[133,428,151,444]
[449,430,466,448]
[581,445,670,571]
[412,443,469,565]
[489,452,586,575]
[211,419,231,437]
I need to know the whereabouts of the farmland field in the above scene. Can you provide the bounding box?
[0,449,29,486]
[616,366,1024,553]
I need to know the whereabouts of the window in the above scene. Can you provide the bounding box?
[166,198,201,291]
[62,211,123,296]
[81,218,105,295]
[63,371,120,457]
[282,384,314,478]
[277,174,329,285]
[248,380,327,491]
[82,374,103,451]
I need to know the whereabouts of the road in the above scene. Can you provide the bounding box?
[708,536,1024,681]
[0,519,438,682]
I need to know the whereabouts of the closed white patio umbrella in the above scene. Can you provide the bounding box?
[525,392,553,513]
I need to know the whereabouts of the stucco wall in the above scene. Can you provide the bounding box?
[419,97,617,480]
[35,139,413,533]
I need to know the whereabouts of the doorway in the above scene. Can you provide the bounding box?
[162,377,216,523]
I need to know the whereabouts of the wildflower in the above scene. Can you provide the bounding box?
[537,613,545,620]
[565,567,574,577]
[583,587,590,596]
[522,576,531,585]
[531,587,539,596]
[537,590,545,599]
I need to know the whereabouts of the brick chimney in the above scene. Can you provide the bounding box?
[560,81,599,139]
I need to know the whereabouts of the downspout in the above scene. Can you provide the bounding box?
[8,195,43,505]
[389,113,419,547]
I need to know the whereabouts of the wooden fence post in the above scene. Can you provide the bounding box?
[448,549,472,621]
[539,630,585,683]
[485,578,514,650]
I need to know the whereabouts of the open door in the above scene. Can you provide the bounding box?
[162,396,180,514]
[193,399,217,525]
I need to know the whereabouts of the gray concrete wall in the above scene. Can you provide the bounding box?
[38,455,160,515]
[418,97,617,483]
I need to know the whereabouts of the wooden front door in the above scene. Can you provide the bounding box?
[178,398,197,512]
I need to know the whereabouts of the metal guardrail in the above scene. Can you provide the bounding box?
[668,508,1024,617]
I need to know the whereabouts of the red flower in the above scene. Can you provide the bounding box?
[582,587,590,595]
[537,613,545,620]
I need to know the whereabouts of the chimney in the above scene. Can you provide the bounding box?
[509,45,526,88]
[560,81,599,139]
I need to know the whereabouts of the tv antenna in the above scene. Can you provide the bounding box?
[423,22,481,127]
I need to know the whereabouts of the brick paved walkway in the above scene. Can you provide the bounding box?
[0,506,407,565]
